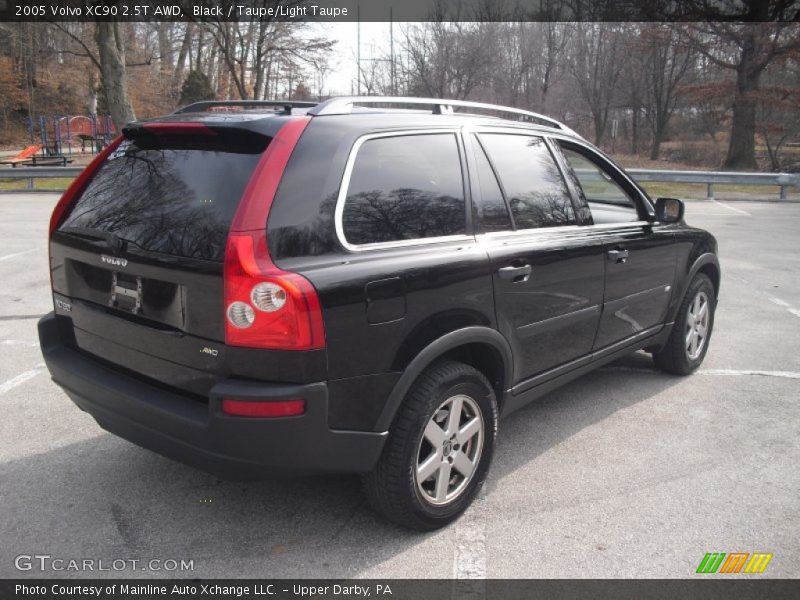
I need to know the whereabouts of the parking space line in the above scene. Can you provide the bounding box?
[697,369,800,380]
[710,199,751,216]
[453,492,488,581]
[768,296,791,307]
[0,365,45,395]
[0,249,35,262]
[729,274,800,321]
[605,365,800,380]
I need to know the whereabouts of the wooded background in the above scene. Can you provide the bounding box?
[0,19,798,171]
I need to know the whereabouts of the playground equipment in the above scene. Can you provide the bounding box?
[17,114,115,166]
[0,144,44,167]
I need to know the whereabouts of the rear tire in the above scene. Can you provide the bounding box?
[362,361,498,531]
[654,273,716,375]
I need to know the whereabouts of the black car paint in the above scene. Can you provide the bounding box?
[41,109,719,476]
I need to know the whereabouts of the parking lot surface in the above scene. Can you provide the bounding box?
[1,194,798,578]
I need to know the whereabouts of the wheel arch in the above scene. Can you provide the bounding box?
[374,327,513,431]
[669,252,720,324]
[696,260,720,299]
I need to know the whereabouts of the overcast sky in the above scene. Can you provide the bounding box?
[310,22,398,95]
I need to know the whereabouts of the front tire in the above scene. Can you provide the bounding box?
[654,273,716,375]
[363,361,498,530]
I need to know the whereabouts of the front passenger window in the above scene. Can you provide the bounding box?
[559,147,640,224]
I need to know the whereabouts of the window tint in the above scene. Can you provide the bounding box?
[59,133,268,261]
[472,137,512,232]
[559,146,639,224]
[480,134,575,229]
[341,134,466,245]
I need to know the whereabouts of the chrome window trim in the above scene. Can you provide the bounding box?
[334,128,468,253]
[476,220,652,242]
[468,124,656,220]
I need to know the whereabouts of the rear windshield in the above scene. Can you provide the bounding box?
[59,132,269,261]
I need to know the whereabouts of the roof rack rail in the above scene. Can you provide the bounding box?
[308,96,580,136]
[173,100,318,115]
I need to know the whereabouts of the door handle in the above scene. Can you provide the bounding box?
[607,249,629,264]
[498,263,532,282]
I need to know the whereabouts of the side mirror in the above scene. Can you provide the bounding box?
[655,197,684,223]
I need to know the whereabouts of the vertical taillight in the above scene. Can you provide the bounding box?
[223,116,325,350]
[223,231,324,350]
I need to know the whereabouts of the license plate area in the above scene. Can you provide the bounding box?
[110,272,142,314]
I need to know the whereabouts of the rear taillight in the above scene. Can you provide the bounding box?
[223,116,324,350]
[49,136,123,238]
[221,398,305,418]
[224,232,324,349]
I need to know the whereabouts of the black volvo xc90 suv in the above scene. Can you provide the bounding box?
[39,97,720,529]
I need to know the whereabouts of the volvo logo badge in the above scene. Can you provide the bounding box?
[101,255,128,267]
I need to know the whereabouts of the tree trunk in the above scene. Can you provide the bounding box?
[87,71,97,116]
[649,128,664,161]
[723,32,762,170]
[95,22,135,129]
[175,23,193,83]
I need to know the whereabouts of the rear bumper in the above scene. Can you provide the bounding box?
[38,313,387,478]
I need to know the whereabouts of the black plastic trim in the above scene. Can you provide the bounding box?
[39,313,386,478]
[374,326,514,431]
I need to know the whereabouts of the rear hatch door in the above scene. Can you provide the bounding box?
[50,121,271,395]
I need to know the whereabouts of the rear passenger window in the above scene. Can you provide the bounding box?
[341,134,466,246]
[480,134,576,229]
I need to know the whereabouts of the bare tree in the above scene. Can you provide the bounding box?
[682,14,800,168]
[568,23,626,145]
[95,22,136,128]
[402,22,495,100]
[638,25,696,159]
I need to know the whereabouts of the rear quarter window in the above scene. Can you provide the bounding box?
[340,133,466,246]
[59,132,268,261]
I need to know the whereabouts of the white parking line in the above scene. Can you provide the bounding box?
[729,274,800,321]
[453,492,488,581]
[768,296,791,308]
[0,365,45,395]
[698,369,800,380]
[606,365,800,380]
[0,249,35,262]
[710,199,751,216]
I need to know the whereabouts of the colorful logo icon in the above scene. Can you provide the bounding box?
[696,553,773,574]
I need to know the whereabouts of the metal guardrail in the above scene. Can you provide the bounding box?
[627,169,800,200]
[0,166,82,191]
[578,168,800,200]
[1,165,798,199]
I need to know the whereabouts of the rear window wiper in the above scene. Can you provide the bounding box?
[58,226,141,253]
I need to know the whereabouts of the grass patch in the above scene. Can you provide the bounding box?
[0,177,74,192]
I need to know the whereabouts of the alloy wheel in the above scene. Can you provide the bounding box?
[415,394,484,506]
[685,290,710,361]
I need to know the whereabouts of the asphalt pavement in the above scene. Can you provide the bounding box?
[0,194,798,579]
